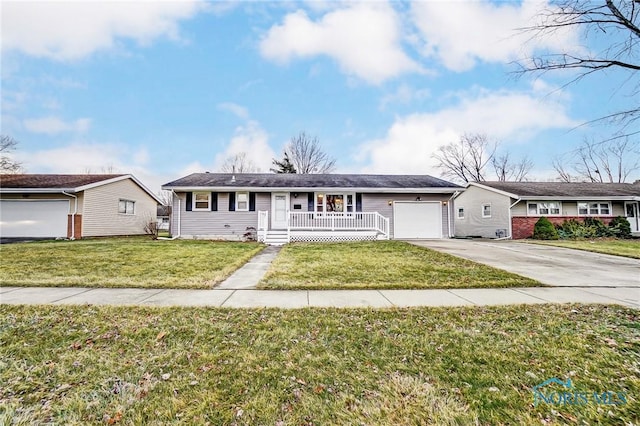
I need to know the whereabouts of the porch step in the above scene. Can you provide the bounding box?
[263,230,290,246]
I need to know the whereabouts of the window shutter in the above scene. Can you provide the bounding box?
[211,192,218,211]
[356,193,362,212]
[228,192,236,211]
[307,193,314,211]
[186,192,193,211]
[249,192,256,211]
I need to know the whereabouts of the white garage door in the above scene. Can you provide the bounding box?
[393,201,442,239]
[1,200,69,238]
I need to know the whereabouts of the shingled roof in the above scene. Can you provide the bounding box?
[478,181,640,198]
[0,174,125,189]
[163,173,462,190]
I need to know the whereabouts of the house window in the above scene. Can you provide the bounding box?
[118,199,135,215]
[482,204,491,218]
[193,192,211,211]
[236,192,249,211]
[315,192,355,214]
[457,208,464,219]
[578,202,611,216]
[528,202,561,216]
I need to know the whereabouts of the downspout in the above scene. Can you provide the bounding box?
[62,191,77,240]
[504,198,521,240]
[448,191,461,238]
[159,190,181,240]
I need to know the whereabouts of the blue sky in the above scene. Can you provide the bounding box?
[2,1,637,192]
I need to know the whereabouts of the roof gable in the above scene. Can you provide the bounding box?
[0,174,162,203]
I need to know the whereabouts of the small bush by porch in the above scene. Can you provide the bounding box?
[259,241,540,290]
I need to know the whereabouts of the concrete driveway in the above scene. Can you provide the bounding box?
[411,239,640,289]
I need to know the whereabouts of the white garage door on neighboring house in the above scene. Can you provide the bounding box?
[0,200,69,238]
[393,201,442,239]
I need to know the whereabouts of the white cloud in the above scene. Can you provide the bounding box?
[411,0,581,71]
[379,83,430,110]
[2,1,205,60]
[16,142,166,192]
[356,86,580,174]
[217,102,250,120]
[259,2,422,84]
[23,116,92,135]
[212,120,277,172]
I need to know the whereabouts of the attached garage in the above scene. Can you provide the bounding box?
[0,200,69,238]
[393,201,442,239]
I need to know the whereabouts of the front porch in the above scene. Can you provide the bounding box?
[257,211,390,245]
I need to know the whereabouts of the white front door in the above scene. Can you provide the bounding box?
[625,202,639,233]
[271,193,289,229]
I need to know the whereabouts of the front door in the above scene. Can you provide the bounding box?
[625,201,639,233]
[271,193,289,229]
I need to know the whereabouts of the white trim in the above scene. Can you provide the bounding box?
[457,207,464,219]
[118,199,136,215]
[466,182,519,199]
[313,191,355,213]
[162,186,463,194]
[192,191,211,211]
[577,201,612,216]
[271,192,289,229]
[236,191,249,212]
[526,201,562,216]
[0,175,163,204]
[482,203,492,218]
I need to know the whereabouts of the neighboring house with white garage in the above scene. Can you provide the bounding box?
[0,174,161,239]
[162,173,462,244]
[454,181,640,239]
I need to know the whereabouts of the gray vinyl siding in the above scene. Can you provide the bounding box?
[172,191,453,239]
[454,186,511,238]
[290,192,311,212]
[82,179,158,237]
[173,191,269,239]
[362,193,451,239]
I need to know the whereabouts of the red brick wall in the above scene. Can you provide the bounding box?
[67,214,83,239]
[511,216,614,239]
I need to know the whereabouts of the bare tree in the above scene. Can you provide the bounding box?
[219,152,259,173]
[492,153,534,182]
[281,132,336,174]
[517,0,640,130]
[433,134,497,182]
[553,137,640,182]
[1,135,23,173]
[156,190,173,206]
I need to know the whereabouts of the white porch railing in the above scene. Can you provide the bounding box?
[288,212,389,238]
[257,210,268,242]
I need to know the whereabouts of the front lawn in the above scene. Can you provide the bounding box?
[527,239,640,259]
[1,304,638,425]
[0,238,263,289]
[259,241,540,289]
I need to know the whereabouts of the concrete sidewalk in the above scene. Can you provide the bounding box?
[1,285,638,308]
[216,245,281,289]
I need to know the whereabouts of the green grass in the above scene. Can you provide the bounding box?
[527,239,640,259]
[259,241,540,289]
[0,238,263,289]
[1,304,638,425]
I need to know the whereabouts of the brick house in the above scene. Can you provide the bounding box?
[453,181,640,239]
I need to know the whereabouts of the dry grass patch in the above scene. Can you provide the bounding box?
[0,304,638,425]
[0,237,263,289]
[259,241,540,289]
[527,239,640,259]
